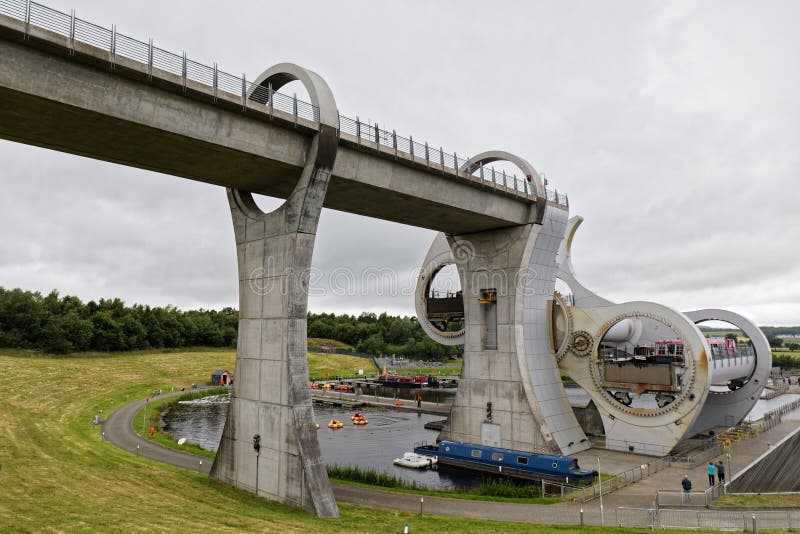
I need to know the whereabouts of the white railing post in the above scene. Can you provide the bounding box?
[491,167,496,188]
[68,9,75,54]
[110,24,116,68]
[453,152,458,173]
[409,136,414,157]
[293,93,298,125]
[374,123,379,149]
[502,170,507,189]
[212,62,218,102]
[392,130,397,156]
[439,147,444,171]
[356,117,361,144]
[268,83,273,118]
[181,51,187,91]
[241,74,247,111]
[147,38,153,80]
[479,163,485,183]
[424,142,429,166]
[24,0,30,39]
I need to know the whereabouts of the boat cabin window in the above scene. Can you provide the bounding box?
[445,446,450,452]
[491,453,503,462]
[517,456,528,465]
[471,449,482,458]
[552,462,558,468]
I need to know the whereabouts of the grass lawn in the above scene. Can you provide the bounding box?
[308,352,376,379]
[717,493,800,507]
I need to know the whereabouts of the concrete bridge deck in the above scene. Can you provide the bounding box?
[0,3,568,234]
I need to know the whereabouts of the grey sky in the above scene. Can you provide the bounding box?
[0,1,797,324]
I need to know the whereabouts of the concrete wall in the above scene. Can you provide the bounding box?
[573,401,605,437]
[730,426,800,493]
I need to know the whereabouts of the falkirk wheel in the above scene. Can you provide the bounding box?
[415,156,771,458]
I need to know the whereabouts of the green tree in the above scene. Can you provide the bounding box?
[356,333,386,356]
[91,311,125,351]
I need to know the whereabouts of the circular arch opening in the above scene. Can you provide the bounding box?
[694,319,756,391]
[459,150,544,198]
[425,263,463,333]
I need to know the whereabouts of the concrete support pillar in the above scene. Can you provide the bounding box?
[210,63,339,518]
[438,204,590,455]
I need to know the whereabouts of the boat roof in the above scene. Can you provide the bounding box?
[438,440,576,462]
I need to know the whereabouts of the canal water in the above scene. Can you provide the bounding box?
[162,394,476,490]
[161,388,799,489]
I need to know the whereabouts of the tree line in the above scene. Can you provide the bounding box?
[0,287,460,358]
[0,287,238,354]
[307,311,460,360]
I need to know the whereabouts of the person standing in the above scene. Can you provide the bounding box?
[682,475,692,503]
[716,460,726,485]
[707,462,716,486]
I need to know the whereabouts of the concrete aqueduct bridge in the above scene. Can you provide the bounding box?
[0,1,569,518]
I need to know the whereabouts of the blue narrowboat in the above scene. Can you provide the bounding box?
[413,440,596,484]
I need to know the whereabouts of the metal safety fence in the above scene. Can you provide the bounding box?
[0,0,569,205]
[618,507,800,531]
[571,453,674,502]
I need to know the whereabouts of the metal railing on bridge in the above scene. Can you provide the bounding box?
[0,0,570,206]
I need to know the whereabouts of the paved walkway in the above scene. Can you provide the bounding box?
[102,392,800,525]
[311,389,450,416]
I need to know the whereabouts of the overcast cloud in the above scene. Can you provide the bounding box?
[0,0,797,324]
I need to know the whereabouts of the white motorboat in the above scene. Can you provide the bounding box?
[393,452,437,469]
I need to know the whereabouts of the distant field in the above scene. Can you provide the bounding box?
[307,338,353,352]
[703,330,744,338]
[308,352,376,379]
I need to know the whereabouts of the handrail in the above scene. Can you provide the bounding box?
[0,0,569,206]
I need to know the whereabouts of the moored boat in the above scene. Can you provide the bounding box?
[376,373,427,388]
[413,440,596,484]
[393,452,437,469]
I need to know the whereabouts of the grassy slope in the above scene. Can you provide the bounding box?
[307,352,375,379]
[717,494,800,507]
[2,349,656,533]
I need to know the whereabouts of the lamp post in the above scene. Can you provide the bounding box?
[598,457,605,527]
[253,434,261,495]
